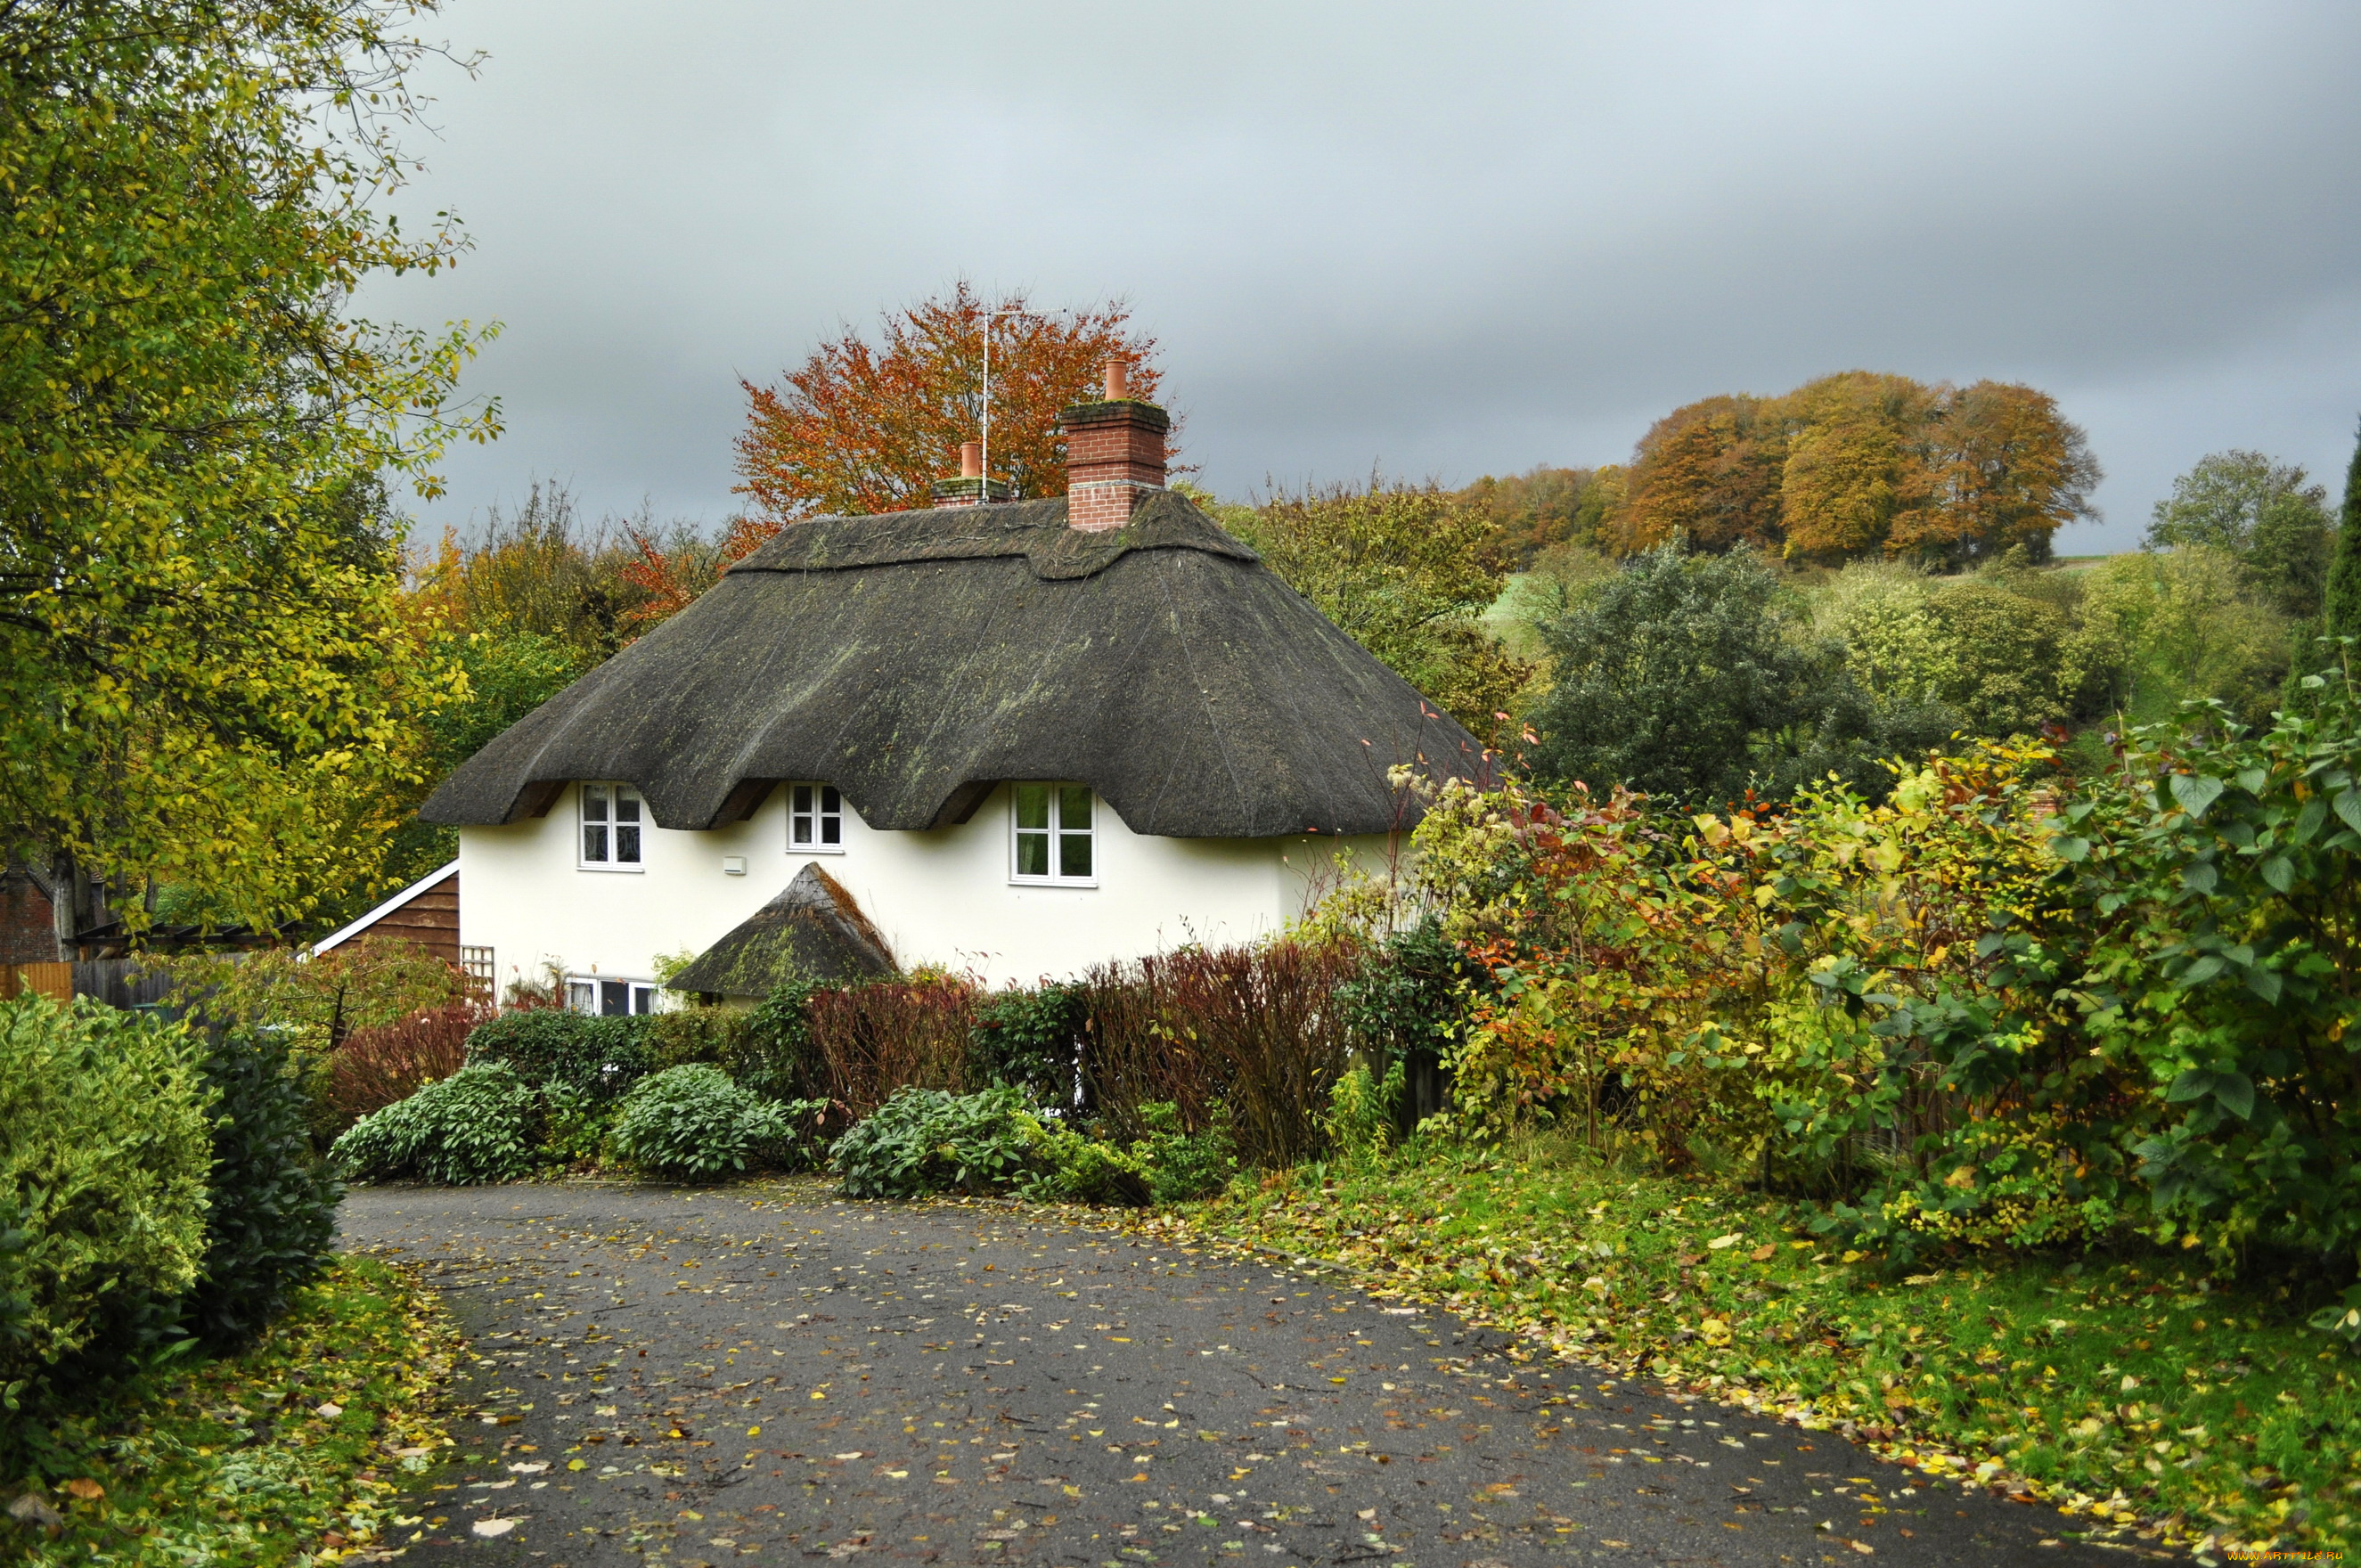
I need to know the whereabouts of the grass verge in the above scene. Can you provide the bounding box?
[6,1254,461,1564]
[1146,1135,2361,1560]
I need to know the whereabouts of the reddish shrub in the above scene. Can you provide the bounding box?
[1080,941,1359,1167]
[326,1000,489,1130]
[805,976,976,1118]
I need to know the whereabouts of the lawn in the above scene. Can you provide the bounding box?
[1150,1135,2361,1559]
[8,1254,460,1565]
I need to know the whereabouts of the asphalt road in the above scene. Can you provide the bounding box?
[338,1184,2151,1568]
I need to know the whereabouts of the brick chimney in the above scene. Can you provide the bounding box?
[930,439,1010,507]
[1059,358,1169,532]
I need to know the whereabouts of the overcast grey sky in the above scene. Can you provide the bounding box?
[365,1,2361,553]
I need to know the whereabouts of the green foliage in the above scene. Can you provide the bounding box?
[2145,449,2336,619]
[736,977,830,1103]
[463,1009,655,1101]
[606,1065,815,1183]
[1023,1124,1153,1205]
[1531,542,1932,804]
[1223,476,1534,736]
[0,0,496,927]
[2070,548,2290,726]
[1133,1101,1238,1202]
[968,984,1084,1107]
[830,1086,1050,1200]
[0,998,214,1398]
[1337,913,1480,1071]
[186,1029,341,1349]
[2327,422,2361,650]
[329,1063,541,1186]
[1321,1061,1404,1161]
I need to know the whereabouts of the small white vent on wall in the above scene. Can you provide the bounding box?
[722,855,748,876]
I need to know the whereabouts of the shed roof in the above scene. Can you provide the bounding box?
[419,491,1486,838]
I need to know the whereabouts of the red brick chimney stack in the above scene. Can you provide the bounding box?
[930,439,1009,508]
[1059,356,1169,533]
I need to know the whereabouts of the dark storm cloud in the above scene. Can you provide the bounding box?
[364,1,2361,550]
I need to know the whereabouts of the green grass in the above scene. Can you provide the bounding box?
[1151,1135,2361,1557]
[7,1254,461,1564]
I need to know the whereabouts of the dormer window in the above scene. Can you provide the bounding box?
[580,782,644,870]
[1011,783,1095,886]
[788,783,844,853]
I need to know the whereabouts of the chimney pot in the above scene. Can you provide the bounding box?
[960,440,981,478]
[1104,357,1129,402]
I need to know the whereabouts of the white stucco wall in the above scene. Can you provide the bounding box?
[456,781,1398,997]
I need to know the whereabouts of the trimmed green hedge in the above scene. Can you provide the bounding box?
[463,1009,654,1100]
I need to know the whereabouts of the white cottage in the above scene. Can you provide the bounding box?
[419,368,1486,1009]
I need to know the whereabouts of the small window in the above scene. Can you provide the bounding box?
[568,976,656,1016]
[788,782,845,853]
[580,782,643,870]
[1011,782,1095,885]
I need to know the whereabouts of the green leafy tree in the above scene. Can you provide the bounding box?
[2146,449,2334,618]
[1220,478,1534,739]
[2324,421,2361,655]
[0,0,497,930]
[1529,543,1943,804]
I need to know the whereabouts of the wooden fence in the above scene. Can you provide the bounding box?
[1,962,72,1002]
[3,959,180,1010]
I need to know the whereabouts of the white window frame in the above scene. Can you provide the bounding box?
[1009,782,1098,887]
[578,781,646,871]
[787,781,846,854]
[566,976,658,1016]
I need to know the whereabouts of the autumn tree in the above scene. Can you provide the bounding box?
[0,0,495,932]
[734,282,1164,525]
[1601,372,2099,568]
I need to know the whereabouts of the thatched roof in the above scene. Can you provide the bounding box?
[667,864,895,996]
[420,491,1485,837]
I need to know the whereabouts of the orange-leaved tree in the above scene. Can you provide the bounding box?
[733,281,1166,525]
[1603,372,2098,567]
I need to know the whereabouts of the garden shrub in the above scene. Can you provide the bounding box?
[831,1085,1046,1199]
[607,1064,823,1181]
[1080,942,1359,1166]
[808,975,975,1117]
[730,976,831,1104]
[464,1009,654,1100]
[0,996,214,1396]
[1023,1124,1151,1205]
[330,1062,542,1185]
[187,1025,342,1347]
[1337,913,1480,1128]
[1321,1061,1404,1162]
[1133,1099,1237,1202]
[648,1005,752,1071]
[969,983,1084,1108]
[325,1000,486,1134]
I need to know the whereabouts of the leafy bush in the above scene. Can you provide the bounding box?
[0,996,213,1396]
[648,1005,751,1071]
[831,1086,1046,1199]
[464,1009,654,1101]
[330,1062,542,1185]
[1023,1124,1152,1205]
[1132,1100,1237,1202]
[186,1025,342,1347]
[325,1000,486,1134]
[737,977,829,1103]
[968,983,1083,1108]
[607,1065,821,1182]
[1322,1061,1404,1162]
